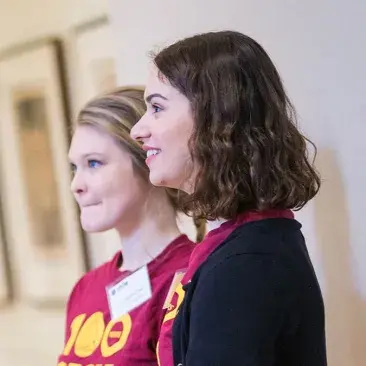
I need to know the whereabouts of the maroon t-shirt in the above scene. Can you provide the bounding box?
[157,210,294,366]
[57,234,194,366]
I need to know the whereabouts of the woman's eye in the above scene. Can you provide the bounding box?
[152,104,162,113]
[88,159,103,169]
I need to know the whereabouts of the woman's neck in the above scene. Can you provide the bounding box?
[115,190,181,272]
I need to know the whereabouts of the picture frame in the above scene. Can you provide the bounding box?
[0,37,89,306]
[0,190,14,305]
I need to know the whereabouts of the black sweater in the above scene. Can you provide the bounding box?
[173,218,327,366]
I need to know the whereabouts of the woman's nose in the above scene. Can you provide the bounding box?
[70,171,86,195]
[130,114,151,141]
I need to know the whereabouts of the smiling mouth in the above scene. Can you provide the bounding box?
[146,149,161,158]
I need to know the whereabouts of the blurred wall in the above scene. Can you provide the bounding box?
[0,0,108,51]
[0,0,109,302]
[0,3,110,366]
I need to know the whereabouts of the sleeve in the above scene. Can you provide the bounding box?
[185,254,287,366]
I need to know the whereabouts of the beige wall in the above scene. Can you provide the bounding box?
[0,0,109,302]
[0,3,110,365]
[109,0,366,365]
[0,0,108,51]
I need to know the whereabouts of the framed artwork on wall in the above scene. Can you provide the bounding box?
[0,37,89,306]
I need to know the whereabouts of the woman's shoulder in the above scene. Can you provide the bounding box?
[210,217,303,259]
[193,217,308,289]
[68,251,121,299]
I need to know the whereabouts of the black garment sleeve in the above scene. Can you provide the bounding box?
[185,254,288,366]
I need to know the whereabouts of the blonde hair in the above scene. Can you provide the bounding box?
[76,86,206,242]
[77,85,148,179]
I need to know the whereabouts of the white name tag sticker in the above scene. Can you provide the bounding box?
[106,265,152,320]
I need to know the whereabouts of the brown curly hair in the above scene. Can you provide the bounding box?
[153,30,321,220]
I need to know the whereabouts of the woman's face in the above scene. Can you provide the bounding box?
[130,66,197,193]
[68,125,150,233]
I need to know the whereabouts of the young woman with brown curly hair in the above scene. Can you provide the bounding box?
[131,31,327,366]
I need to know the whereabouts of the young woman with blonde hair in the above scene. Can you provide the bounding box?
[57,86,204,366]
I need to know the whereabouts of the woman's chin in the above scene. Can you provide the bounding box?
[148,170,179,190]
[81,218,112,234]
[148,170,165,187]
